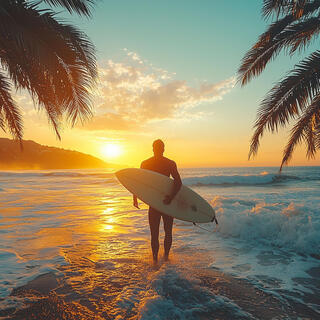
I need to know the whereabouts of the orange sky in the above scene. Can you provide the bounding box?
[1,102,319,168]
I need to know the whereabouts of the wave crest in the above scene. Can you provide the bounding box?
[183,173,298,186]
[211,196,319,255]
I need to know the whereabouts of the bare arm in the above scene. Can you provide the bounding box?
[133,162,145,209]
[133,194,139,209]
[163,162,182,205]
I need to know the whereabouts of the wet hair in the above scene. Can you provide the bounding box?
[153,139,165,151]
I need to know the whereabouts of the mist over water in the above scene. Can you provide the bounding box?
[0,167,319,319]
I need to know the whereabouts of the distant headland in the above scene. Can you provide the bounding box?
[0,138,114,170]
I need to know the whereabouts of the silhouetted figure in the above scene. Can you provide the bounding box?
[133,139,182,263]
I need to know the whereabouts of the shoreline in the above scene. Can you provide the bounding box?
[2,248,319,320]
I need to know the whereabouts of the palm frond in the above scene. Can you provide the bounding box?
[241,0,320,167]
[249,50,320,158]
[41,0,96,17]
[43,103,62,140]
[256,1,320,50]
[61,62,93,126]
[0,0,96,136]
[314,125,320,149]
[238,16,320,86]
[262,0,309,19]
[0,2,86,76]
[55,23,97,80]
[0,72,23,141]
[304,116,317,158]
[259,14,295,45]
[280,94,320,170]
[286,17,320,54]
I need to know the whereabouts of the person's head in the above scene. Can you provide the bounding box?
[153,139,165,157]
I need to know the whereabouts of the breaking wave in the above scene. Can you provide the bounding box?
[211,196,320,256]
[183,173,299,186]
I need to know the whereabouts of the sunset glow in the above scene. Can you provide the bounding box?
[101,143,123,160]
[1,1,319,168]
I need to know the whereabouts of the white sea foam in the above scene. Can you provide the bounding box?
[119,266,254,320]
[211,196,319,255]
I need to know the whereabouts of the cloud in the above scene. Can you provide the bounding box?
[83,50,235,131]
[84,112,138,131]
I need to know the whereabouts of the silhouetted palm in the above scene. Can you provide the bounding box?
[0,0,97,141]
[238,0,320,169]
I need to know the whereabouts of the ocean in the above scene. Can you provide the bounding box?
[0,167,319,319]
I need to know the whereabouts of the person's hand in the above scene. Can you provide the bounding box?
[163,195,173,205]
[133,198,140,209]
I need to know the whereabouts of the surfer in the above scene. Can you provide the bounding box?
[133,139,182,263]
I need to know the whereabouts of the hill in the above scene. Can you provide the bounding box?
[0,138,111,169]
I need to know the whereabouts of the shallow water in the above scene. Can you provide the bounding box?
[0,167,319,319]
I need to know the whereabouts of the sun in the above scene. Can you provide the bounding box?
[101,143,123,159]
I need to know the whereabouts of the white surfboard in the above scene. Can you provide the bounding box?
[115,168,215,223]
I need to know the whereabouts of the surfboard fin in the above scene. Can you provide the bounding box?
[212,217,218,225]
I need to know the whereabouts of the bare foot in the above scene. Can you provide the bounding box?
[151,258,159,270]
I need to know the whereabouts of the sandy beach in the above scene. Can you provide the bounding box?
[4,247,319,320]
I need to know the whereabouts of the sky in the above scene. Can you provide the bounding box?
[2,0,320,167]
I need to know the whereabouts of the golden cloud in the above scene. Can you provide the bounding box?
[84,51,236,131]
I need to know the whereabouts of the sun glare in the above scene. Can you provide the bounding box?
[101,143,123,159]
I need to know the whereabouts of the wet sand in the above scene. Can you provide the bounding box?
[2,247,319,320]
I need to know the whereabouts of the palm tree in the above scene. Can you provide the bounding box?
[238,0,320,170]
[0,0,97,142]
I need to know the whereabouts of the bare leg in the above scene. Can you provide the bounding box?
[162,214,173,261]
[148,208,161,263]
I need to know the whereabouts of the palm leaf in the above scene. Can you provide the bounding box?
[61,62,93,126]
[262,0,309,19]
[240,0,320,167]
[0,0,96,136]
[0,72,23,141]
[280,94,320,170]
[238,16,320,85]
[249,50,320,158]
[55,23,97,80]
[304,116,317,158]
[287,17,320,54]
[43,103,62,140]
[41,0,96,17]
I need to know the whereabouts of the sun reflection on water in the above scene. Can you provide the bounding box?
[102,217,115,231]
[102,207,115,214]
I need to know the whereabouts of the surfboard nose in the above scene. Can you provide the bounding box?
[115,168,129,184]
[115,168,138,185]
[115,169,125,179]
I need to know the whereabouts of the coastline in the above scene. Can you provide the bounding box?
[3,247,319,320]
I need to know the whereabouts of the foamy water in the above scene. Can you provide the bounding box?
[0,167,319,319]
